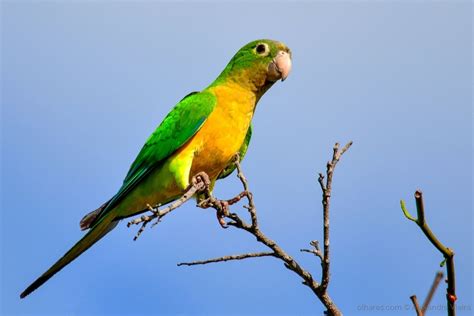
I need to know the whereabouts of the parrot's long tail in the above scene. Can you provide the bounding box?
[20,212,118,299]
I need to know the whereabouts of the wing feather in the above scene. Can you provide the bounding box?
[96,91,216,222]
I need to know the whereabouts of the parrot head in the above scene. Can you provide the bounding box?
[213,39,292,95]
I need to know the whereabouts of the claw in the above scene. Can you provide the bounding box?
[215,200,230,229]
[190,172,233,229]
[217,213,228,228]
[197,197,211,209]
[192,171,211,191]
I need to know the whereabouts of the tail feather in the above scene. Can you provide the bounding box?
[20,214,118,299]
[80,200,110,231]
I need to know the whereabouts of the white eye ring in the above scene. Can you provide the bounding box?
[255,43,270,56]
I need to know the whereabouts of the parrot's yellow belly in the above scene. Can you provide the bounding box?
[181,83,256,180]
[114,82,257,218]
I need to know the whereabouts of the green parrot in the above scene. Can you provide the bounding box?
[20,39,292,298]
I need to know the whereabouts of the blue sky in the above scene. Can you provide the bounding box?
[1,1,472,315]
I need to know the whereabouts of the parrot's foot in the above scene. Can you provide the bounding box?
[192,172,231,228]
[191,171,211,190]
[198,197,230,228]
[128,171,211,240]
[197,191,252,229]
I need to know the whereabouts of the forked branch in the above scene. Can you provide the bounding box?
[408,272,444,316]
[401,191,456,316]
[129,142,352,316]
[316,141,352,291]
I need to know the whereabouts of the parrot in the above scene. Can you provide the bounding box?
[20,39,292,298]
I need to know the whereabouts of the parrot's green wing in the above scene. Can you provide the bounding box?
[102,91,217,218]
[217,124,252,179]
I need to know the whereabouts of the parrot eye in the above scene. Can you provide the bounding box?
[255,43,270,56]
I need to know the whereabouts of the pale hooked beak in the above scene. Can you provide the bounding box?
[267,50,292,82]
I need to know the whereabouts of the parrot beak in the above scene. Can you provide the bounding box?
[267,50,292,82]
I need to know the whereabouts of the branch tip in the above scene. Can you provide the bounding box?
[400,200,417,222]
[410,295,423,316]
[401,191,456,316]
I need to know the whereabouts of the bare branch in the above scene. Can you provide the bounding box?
[338,141,352,158]
[400,191,456,316]
[128,143,353,316]
[318,173,326,191]
[410,295,423,316]
[421,271,444,314]
[318,141,353,292]
[300,240,324,263]
[234,155,258,228]
[177,252,276,266]
[178,143,352,316]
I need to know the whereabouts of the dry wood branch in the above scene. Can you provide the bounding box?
[301,240,324,263]
[178,143,352,316]
[422,271,444,314]
[410,295,423,316]
[401,191,456,316]
[317,141,352,292]
[177,252,276,266]
[408,271,445,316]
[128,143,352,315]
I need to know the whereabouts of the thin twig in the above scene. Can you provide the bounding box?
[410,295,423,316]
[319,141,353,292]
[177,252,276,266]
[127,172,210,240]
[422,271,444,314]
[300,240,324,263]
[400,191,456,316]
